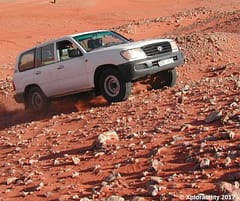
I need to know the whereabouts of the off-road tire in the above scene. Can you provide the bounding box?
[99,68,131,102]
[151,68,177,89]
[27,86,50,112]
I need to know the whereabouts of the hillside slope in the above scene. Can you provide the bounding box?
[0,1,239,201]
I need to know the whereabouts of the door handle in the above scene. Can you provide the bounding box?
[57,65,64,70]
[35,71,41,75]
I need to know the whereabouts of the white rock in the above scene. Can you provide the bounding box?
[71,156,80,165]
[94,130,119,149]
[6,177,18,185]
[199,158,210,169]
[147,184,159,196]
[106,195,125,201]
[217,182,240,201]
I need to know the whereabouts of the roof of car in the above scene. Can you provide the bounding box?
[19,30,110,54]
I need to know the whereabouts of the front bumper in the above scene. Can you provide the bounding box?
[117,51,184,82]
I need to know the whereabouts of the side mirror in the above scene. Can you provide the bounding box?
[129,38,134,42]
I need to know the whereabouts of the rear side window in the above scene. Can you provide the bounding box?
[36,43,56,67]
[18,49,35,71]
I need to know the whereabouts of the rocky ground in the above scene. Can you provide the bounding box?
[0,1,239,201]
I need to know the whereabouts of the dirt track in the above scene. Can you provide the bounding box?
[0,1,239,201]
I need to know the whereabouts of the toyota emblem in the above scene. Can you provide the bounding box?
[157,46,163,51]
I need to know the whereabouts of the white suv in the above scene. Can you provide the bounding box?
[13,30,184,112]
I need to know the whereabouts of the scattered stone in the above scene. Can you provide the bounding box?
[150,159,163,171]
[228,150,238,159]
[58,195,69,201]
[71,156,80,165]
[72,195,80,199]
[22,182,44,195]
[199,158,210,169]
[147,184,159,196]
[36,182,44,191]
[43,191,53,198]
[132,196,146,201]
[29,159,38,165]
[80,198,92,201]
[186,182,197,188]
[180,123,193,131]
[216,182,240,201]
[6,177,18,185]
[105,195,125,201]
[167,173,178,182]
[93,130,119,149]
[72,171,79,178]
[221,130,235,140]
[54,159,60,166]
[149,176,162,184]
[105,171,121,184]
[172,135,183,142]
[224,157,232,167]
[92,164,101,174]
[205,110,222,123]
[24,179,33,185]
[80,198,93,201]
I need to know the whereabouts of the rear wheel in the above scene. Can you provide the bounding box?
[99,68,131,102]
[150,68,177,89]
[27,86,50,112]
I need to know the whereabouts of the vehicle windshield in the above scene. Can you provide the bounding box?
[73,31,129,52]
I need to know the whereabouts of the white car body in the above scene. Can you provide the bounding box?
[13,30,184,111]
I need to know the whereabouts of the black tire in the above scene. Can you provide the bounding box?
[99,68,131,102]
[27,86,49,112]
[150,68,177,89]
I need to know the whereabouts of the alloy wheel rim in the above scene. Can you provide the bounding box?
[104,75,120,97]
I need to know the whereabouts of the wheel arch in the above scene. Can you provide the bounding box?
[94,64,119,94]
[24,84,42,103]
[24,84,49,112]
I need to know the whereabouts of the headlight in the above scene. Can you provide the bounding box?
[120,48,146,60]
[170,40,179,52]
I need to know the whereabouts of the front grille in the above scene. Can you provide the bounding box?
[142,42,172,56]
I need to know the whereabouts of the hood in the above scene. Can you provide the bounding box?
[89,38,172,53]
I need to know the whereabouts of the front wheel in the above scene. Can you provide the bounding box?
[27,86,50,112]
[150,68,177,89]
[99,68,131,102]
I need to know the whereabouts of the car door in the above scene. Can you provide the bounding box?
[15,48,36,94]
[55,40,90,94]
[34,43,63,97]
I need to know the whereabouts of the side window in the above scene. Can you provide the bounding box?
[36,43,56,67]
[41,44,55,65]
[18,49,35,71]
[102,34,119,44]
[57,40,81,61]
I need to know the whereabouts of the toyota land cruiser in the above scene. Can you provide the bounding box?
[13,30,184,112]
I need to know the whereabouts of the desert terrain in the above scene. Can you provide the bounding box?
[0,0,239,201]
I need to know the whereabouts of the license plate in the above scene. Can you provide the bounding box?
[158,58,174,66]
